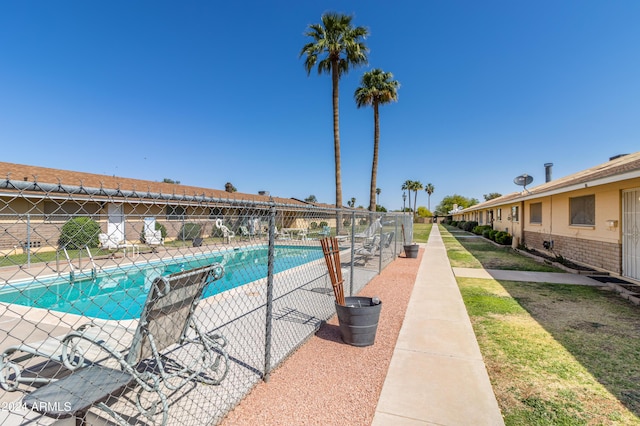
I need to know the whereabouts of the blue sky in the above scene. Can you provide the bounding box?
[1,1,639,213]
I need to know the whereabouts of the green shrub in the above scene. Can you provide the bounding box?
[319,221,328,228]
[59,217,101,249]
[462,221,478,232]
[477,225,492,235]
[472,225,491,235]
[495,231,512,245]
[457,221,465,229]
[343,219,352,227]
[482,229,492,239]
[489,230,499,241]
[178,223,201,241]
[359,218,368,226]
[310,222,318,229]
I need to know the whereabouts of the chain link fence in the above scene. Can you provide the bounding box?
[0,181,412,425]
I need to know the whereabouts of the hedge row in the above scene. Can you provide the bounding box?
[448,220,513,246]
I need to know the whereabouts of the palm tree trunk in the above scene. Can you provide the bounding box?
[369,102,380,213]
[332,62,343,233]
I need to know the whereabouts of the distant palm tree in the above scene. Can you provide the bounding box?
[300,13,369,231]
[347,197,356,208]
[225,182,237,193]
[402,180,414,213]
[410,180,423,218]
[425,183,435,211]
[355,69,399,213]
[376,188,381,206]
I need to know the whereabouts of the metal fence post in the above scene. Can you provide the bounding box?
[350,210,355,297]
[263,206,276,382]
[393,216,399,258]
[26,213,31,267]
[378,214,383,274]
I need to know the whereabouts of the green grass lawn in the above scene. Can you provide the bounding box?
[444,227,640,425]
[412,222,432,243]
[440,225,560,272]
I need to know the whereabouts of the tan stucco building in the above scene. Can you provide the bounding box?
[452,152,640,281]
[0,162,339,254]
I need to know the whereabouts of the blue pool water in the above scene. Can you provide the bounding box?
[0,245,323,320]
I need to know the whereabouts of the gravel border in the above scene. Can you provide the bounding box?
[219,249,423,425]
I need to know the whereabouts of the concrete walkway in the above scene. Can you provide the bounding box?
[373,225,504,426]
[372,226,607,425]
[453,267,601,286]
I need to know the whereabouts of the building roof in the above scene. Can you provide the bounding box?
[461,191,523,211]
[0,161,312,208]
[524,151,640,198]
[459,151,640,213]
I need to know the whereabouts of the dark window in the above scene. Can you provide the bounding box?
[44,201,100,222]
[209,207,226,218]
[511,206,519,222]
[497,208,502,220]
[530,203,542,224]
[570,195,595,226]
[166,205,186,220]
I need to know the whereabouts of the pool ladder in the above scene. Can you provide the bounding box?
[62,246,97,283]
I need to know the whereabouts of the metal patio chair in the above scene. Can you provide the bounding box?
[238,225,255,241]
[353,217,382,243]
[353,232,394,265]
[14,263,229,425]
[318,225,331,238]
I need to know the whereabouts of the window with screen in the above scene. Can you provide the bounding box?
[570,195,595,226]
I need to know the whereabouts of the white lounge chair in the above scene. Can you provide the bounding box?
[144,229,164,251]
[354,218,382,242]
[239,225,255,241]
[99,233,139,257]
[215,218,235,244]
[275,227,290,240]
[99,233,123,251]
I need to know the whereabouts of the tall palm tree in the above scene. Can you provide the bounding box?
[300,13,369,232]
[425,183,435,211]
[411,180,423,218]
[402,180,414,213]
[355,69,400,213]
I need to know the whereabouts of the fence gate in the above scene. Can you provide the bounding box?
[622,188,640,280]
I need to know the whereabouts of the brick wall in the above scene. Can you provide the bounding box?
[0,222,61,252]
[524,231,621,274]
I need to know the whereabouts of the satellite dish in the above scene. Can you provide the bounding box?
[513,174,534,191]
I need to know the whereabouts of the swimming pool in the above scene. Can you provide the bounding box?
[0,245,324,320]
